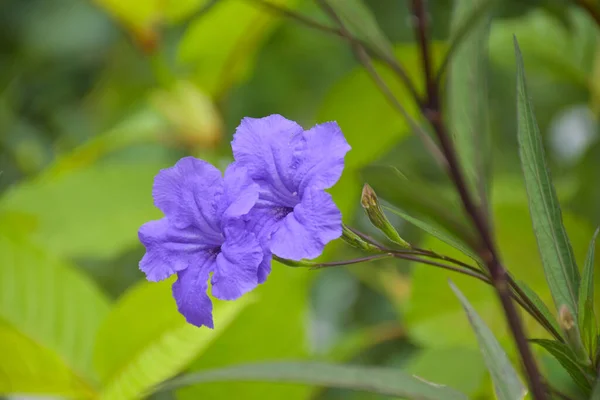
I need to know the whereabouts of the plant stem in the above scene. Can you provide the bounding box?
[310,254,392,269]
[249,0,421,104]
[409,0,547,398]
[314,0,446,169]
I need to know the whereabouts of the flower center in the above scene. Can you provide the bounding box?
[273,206,294,221]
[208,245,222,257]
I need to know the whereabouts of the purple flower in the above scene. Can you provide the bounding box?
[232,114,351,279]
[138,157,263,328]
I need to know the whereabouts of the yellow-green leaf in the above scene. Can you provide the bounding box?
[178,0,297,95]
[94,279,251,400]
[0,323,95,398]
[0,219,110,386]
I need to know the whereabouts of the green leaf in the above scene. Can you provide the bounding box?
[0,323,95,398]
[447,0,492,209]
[578,228,599,354]
[157,362,468,400]
[325,0,394,60]
[531,339,593,393]
[178,0,298,95]
[94,279,250,400]
[176,264,312,400]
[515,39,580,317]
[383,204,481,265]
[0,162,168,259]
[0,220,110,386]
[515,279,562,339]
[362,165,475,246]
[450,282,526,400]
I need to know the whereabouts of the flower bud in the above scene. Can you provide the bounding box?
[361,184,410,248]
[341,224,379,252]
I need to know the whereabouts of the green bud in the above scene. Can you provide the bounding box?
[361,184,411,248]
[341,224,379,252]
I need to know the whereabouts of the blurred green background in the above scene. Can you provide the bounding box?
[1,0,600,399]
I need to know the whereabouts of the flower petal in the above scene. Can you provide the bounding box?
[231,115,303,206]
[257,250,272,284]
[271,188,342,260]
[152,157,223,231]
[221,163,259,220]
[294,122,351,194]
[211,221,263,300]
[172,253,216,328]
[138,218,210,282]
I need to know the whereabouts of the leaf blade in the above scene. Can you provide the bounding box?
[0,216,110,383]
[156,362,468,400]
[95,280,251,400]
[531,339,593,392]
[447,0,493,209]
[0,323,95,398]
[383,204,481,264]
[578,228,599,353]
[450,282,526,400]
[514,39,580,316]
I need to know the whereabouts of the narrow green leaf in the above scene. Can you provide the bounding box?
[447,0,492,209]
[0,218,110,384]
[578,228,599,354]
[450,282,527,400]
[362,165,475,246]
[514,39,580,317]
[155,362,468,400]
[531,339,593,393]
[515,279,562,339]
[94,279,251,400]
[383,204,481,264]
[326,0,394,61]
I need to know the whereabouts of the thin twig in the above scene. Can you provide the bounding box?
[389,252,491,284]
[248,0,421,104]
[316,0,446,168]
[310,254,391,269]
[409,0,547,398]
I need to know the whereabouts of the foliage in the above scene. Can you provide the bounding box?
[2,0,600,399]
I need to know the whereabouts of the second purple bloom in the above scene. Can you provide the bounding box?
[232,114,351,280]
